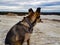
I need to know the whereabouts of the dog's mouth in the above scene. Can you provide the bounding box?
[39,19,43,23]
[36,16,43,23]
[37,19,43,23]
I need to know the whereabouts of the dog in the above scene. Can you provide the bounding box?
[5,7,43,45]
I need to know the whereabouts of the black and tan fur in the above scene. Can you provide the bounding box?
[5,7,43,45]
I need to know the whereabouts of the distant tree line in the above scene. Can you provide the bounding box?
[0,12,60,15]
[41,12,60,15]
[0,12,28,16]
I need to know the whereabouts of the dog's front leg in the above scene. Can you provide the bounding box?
[27,39,30,45]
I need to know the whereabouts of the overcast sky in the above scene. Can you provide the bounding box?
[0,0,60,12]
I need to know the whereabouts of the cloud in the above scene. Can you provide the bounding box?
[0,0,60,12]
[0,6,26,12]
[0,0,15,2]
[41,5,60,12]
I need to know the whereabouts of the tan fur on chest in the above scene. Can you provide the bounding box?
[21,22,30,27]
[24,33,31,41]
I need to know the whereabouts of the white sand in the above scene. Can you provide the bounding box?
[0,15,60,45]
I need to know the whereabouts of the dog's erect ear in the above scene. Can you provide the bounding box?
[36,7,41,13]
[28,8,34,15]
[27,8,34,19]
[29,8,33,12]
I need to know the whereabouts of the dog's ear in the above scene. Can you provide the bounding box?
[35,7,41,17]
[29,8,33,12]
[36,7,41,13]
[28,8,34,15]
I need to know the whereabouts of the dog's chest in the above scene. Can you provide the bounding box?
[24,33,31,41]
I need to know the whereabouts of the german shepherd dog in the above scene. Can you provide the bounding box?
[5,7,43,45]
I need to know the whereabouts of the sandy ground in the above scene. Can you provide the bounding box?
[0,15,60,45]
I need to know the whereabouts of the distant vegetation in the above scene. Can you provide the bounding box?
[0,11,60,16]
[0,12,28,16]
[41,12,60,15]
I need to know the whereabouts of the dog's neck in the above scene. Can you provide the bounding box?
[21,21,30,28]
[21,18,30,28]
[21,16,36,28]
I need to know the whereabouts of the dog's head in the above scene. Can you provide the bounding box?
[28,7,43,23]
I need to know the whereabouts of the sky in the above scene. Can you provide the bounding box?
[0,0,60,12]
